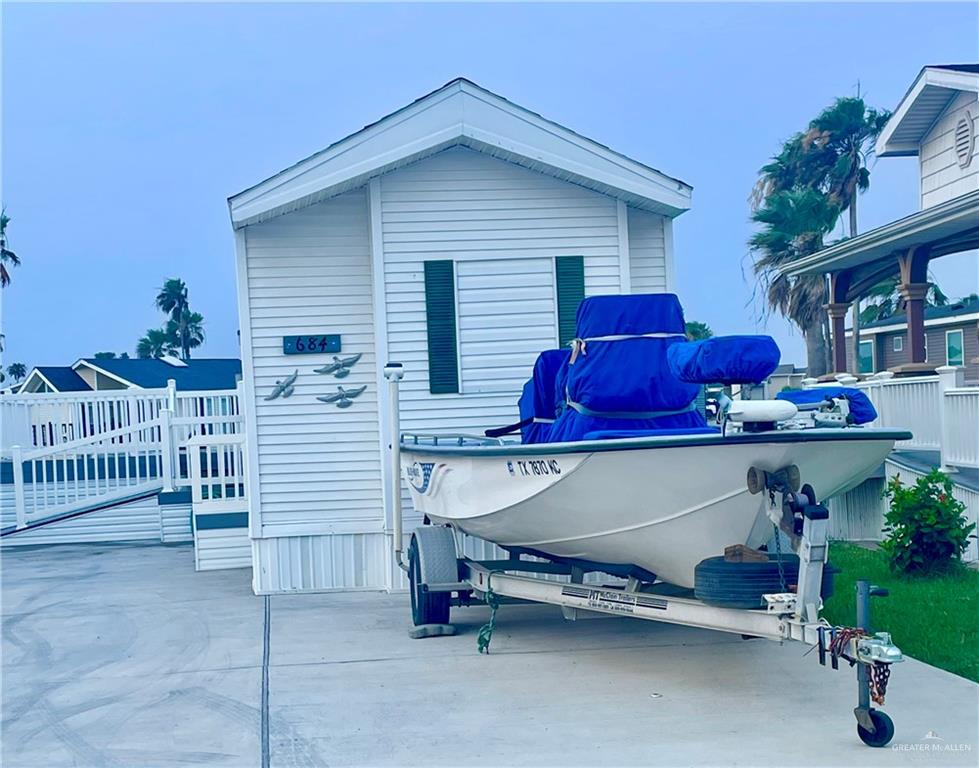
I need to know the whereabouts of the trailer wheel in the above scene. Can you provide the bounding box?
[857,709,894,747]
[408,534,451,626]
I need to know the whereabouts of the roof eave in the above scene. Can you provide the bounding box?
[877,66,979,157]
[72,359,140,389]
[783,189,979,278]
[228,79,692,229]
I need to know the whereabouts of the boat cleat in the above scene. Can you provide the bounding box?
[856,632,904,665]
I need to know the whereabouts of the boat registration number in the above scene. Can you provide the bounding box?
[505,459,561,477]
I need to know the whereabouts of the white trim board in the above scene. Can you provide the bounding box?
[228,79,692,228]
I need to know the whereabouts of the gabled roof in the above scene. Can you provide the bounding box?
[75,358,242,391]
[877,65,979,157]
[29,367,92,392]
[229,78,692,228]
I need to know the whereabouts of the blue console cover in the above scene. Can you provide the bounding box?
[776,386,878,425]
[518,349,571,442]
[667,335,781,385]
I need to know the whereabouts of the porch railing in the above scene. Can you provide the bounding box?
[806,366,979,471]
[186,434,248,514]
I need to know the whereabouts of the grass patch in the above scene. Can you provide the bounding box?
[821,543,979,682]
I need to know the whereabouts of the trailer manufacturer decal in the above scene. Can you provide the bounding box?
[560,586,665,615]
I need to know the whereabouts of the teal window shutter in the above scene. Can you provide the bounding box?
[555,256,585,347]
[423,260,459,394]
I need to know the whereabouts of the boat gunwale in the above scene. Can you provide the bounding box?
[399,428,914,457]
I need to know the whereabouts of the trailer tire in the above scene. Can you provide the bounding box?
[408,532,452,626]
[857,709,894,747]
[694,554,838,609]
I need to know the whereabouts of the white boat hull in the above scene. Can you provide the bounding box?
[401,431,901,588]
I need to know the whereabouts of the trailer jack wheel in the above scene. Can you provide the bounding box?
[856,708,894,748]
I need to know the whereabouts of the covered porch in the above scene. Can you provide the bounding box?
[786,189,979,377]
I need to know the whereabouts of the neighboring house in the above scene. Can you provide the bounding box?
[846,296,979,381]
[18,357,242,393]
[229,78,691,593]
[785,64,979,376]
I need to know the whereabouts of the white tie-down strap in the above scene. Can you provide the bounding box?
[568,332,687,363]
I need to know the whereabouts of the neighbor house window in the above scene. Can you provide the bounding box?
[858,339,875,374]
[946,329,965,367]
[893,335,903,353]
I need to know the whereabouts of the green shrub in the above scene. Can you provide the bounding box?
[880,470,975,575]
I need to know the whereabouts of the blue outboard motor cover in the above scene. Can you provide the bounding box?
[776,386,878,425]
[547,294,707,442]
[667,335,781,384]
[518,349,571,443]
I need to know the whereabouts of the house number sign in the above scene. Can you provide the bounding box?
[283,334,341,355]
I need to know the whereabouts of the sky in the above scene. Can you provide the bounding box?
[2,1,978,371]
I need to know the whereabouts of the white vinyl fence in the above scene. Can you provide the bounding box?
[2,380,243,531]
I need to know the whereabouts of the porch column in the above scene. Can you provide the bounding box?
[827,271,852,374]
[900,282,930,364]
[827,303,851,373]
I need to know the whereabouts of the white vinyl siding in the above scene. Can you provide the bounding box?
[627,208,669,293]
[242,190,382,536]
[920,91,979,209]
[457,259,558,394]
[380,146,622,434]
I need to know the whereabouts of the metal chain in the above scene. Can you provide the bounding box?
[870,661,891,705]
[771,520,787,592]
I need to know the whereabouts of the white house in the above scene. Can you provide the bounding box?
[230,79,692,593]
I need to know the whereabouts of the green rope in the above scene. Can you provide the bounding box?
[476,572,502,654]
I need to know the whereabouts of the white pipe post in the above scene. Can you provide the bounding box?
[383,363,406,570]
[11,445,26,529]
[166,378,177,412]
[160,409,175,492]
[936,365,964,472]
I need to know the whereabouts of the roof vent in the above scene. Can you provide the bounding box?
[159,355,188,367]
[954,112,974,168]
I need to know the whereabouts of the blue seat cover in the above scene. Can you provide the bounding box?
[518,349,571,443]
[776,387,878,425]
[667,335,780,384]
[546,294,707,442]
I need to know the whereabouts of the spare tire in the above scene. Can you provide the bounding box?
[694,554,839,609]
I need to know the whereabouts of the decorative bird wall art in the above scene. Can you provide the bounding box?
[265,370,299,401]
[317,385,367,409]
[314,353,362,379]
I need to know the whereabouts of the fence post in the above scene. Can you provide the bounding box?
[11,445,26,529]
[160,409,175,492]
[166,379,177,412]
[937,365,964,472]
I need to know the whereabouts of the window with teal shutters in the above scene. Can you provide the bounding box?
[555,256,585,347]
[423,260,460,394]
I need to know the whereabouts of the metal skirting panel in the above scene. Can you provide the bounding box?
[251,533,391,593]
[161,503,193,543]
[827,477,888,543]
[1,494,163,547]
[194,527,251,571]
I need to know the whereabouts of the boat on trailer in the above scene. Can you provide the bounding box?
[383,293,910,747]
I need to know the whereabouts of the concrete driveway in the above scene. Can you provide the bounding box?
[2,543,976,767]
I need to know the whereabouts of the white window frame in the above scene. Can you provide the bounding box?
[945,328,965,367]
[857,338,875,374]
[892,335,903,353]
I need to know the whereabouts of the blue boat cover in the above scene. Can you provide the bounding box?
[517,349,571,442]
[667,335,781,384]
[545,294,707,442]
[776,387,878,425]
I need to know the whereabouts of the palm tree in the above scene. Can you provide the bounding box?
[685,321,714,341]
[155,278,190,359]
[750,187,841,376]
[6,362,26,381]
[136,328,177,359]
[165,310,205,358]
[0,209,20,288]
[805,97,891,369]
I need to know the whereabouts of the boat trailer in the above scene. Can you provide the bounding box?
[383,364,905,748]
